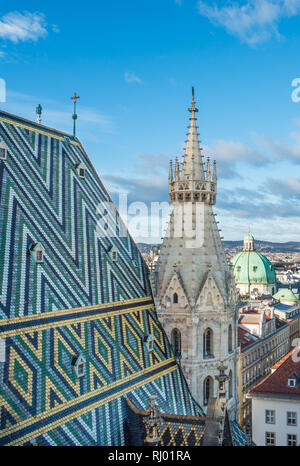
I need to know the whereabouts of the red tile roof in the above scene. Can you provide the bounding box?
[238,326,258,350]
[249,349,300,398]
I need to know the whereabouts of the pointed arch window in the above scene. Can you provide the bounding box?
[228,324,233,353]
[203,376,213,406]
[171,328,181,358]
[173,292,178,304]
[203,328,213,357]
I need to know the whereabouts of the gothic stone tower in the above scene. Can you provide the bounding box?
[151,91,239,417]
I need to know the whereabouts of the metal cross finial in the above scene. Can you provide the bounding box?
[36,104,42,124]
[71,92,80,104]
[71,92,80,138]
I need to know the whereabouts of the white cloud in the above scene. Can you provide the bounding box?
[197,0,300,46]
[0,11,48,43]
[51,24,60,34]
[124,71,143,84]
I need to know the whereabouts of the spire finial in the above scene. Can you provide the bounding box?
[36,104,42,125]
[189,87,198,114]
[71,92,80,138]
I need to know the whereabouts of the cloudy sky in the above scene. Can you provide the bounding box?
[0,1,300,243]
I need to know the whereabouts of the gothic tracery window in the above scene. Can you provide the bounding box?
[171,328,181,357]
[173,292,178,304]
[203,328,213,357]
[203,376,213,406]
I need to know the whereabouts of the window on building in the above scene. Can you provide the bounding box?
[72,354,86,378]
[77,361,85,377]
[265,410,275,424]
[203,328,213,357]
[287,434,297,446]
[75,162,86,179]
[173,293,178,304]
[253,266,257,272]
[30,243,45,264]
[36,250,43,263]
[288,378,296,388]
[228,324,233,353]
[171,328,181,358]
[109,247,118,262]
[265,432,276,446]
[0,141,8,160]
[287,412,297,426]
[0,147,6,160]
[145,334,154,352]
[203,376,213,406]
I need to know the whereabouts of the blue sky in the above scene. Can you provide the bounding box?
[0,0,300,243]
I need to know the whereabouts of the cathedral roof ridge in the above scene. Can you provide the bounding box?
[0,108,77,142]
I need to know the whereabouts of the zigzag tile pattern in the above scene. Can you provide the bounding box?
[0,112,201,445]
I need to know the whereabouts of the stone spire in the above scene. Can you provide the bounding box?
[213,159,217,184]
[169,89,217,205]
[206,157,211,181]
[169,160,173,183]
[181,88,205,181]
[152,90,238,417]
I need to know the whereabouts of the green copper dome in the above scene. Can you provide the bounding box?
[230,233,276,285]
[273,288,299,302]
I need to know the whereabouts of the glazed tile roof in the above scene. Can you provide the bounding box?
[125,396,249,446]
[0,109,204,445]
[125,397,205,446]
[249,348,300,398]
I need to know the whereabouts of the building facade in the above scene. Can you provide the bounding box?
[273,302,300,349]
[237,306,290,429]
[249,349,300,446]
[151,92,239,417]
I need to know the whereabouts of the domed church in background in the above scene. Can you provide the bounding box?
[230,230,277,297]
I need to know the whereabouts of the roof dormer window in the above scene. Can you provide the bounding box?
[108,245,118,262]
[72,354,86,378]
[29,243,45,264]
[144,334,154,352]
[288,378,296,388]
[0,141,7,160]
[75,162,86,179]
